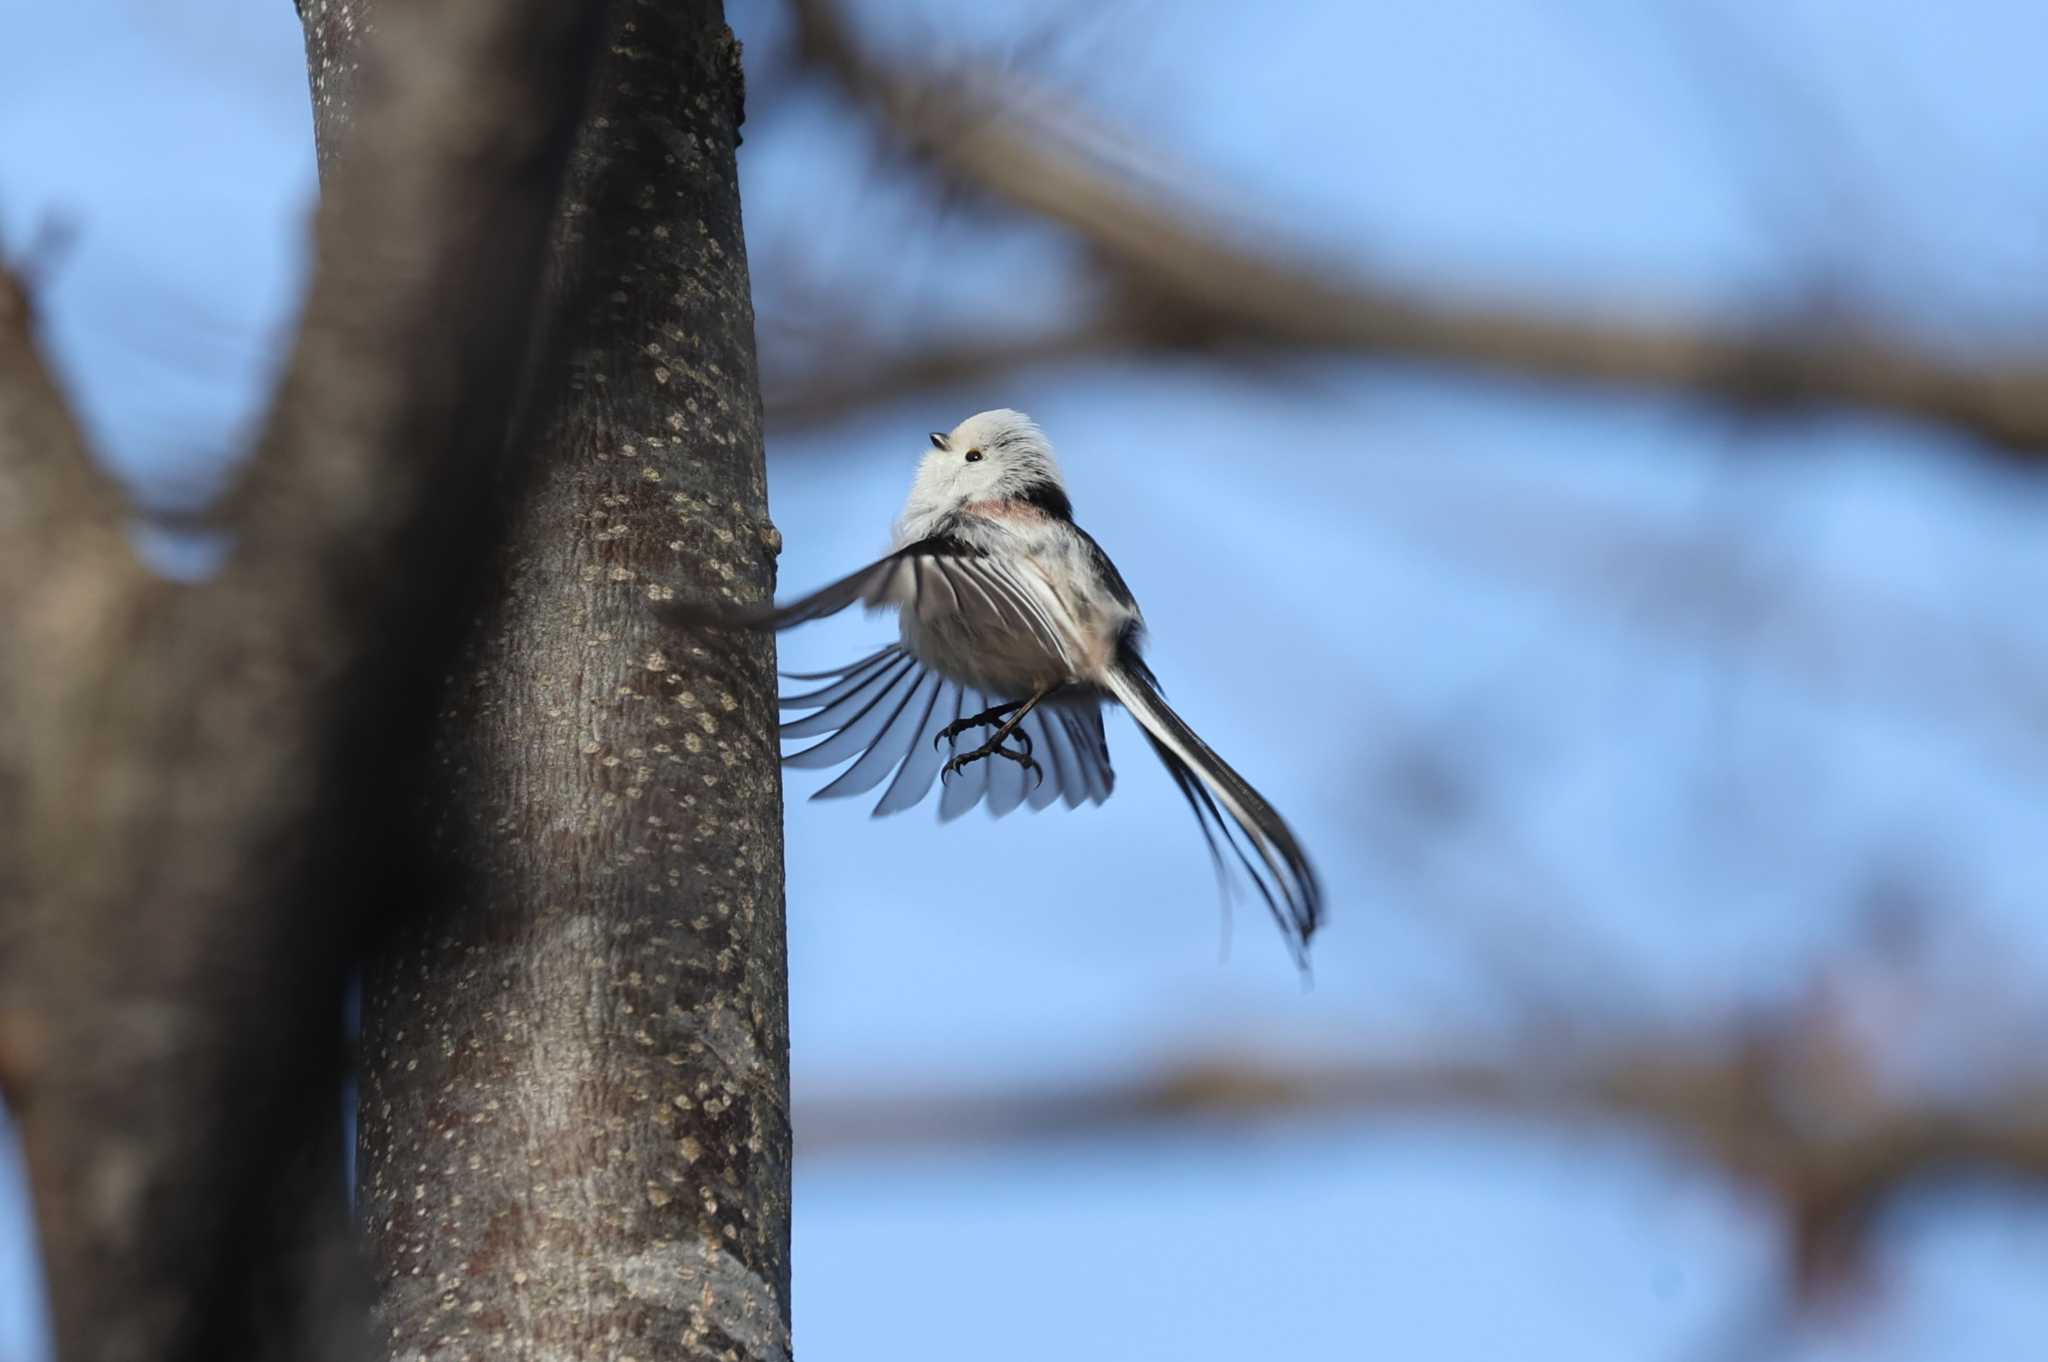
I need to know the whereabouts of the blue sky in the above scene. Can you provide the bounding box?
[5,2,2048,1359]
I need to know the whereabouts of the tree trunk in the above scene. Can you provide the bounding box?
[301,4,795,1359]
[5,0,619,1356]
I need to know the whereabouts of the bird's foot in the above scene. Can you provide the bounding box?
[940,738,1042,788]
[934,702,1032,754]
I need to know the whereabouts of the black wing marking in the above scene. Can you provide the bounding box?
[1102,655,1322,966]
[1014,476,1074,522]
[1073,523,1138,611]
[780,647,1113,820]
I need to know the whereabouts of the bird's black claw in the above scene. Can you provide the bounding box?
[988,744,1040,783]
[940,739,1039,785]
[934,701,1029,752]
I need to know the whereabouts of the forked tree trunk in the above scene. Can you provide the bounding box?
[300,2,793,1358]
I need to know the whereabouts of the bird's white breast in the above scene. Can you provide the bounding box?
[894,512,1129,696]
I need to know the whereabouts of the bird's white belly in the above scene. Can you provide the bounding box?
[898,608,1071,696]
[885,514,1134,698]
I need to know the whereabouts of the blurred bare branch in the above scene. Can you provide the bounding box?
[798,1011,2048,1302]
[0,241,128,555]
[0,235,142,1102]
[774,0,2048,459]
[798,1031,2048,1178]
[767,315,1152,429]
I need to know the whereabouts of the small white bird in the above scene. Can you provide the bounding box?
[668,410,1322,962]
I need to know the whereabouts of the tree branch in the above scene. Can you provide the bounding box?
[779,0,2048,459]
[797,1029,2048,1299]
[763,315,1153,429]
[0,254,143,1106]
[0,263,125,558]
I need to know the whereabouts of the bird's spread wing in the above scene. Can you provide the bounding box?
[779,646,1112,819]
[658,534,1077,668]
[1100,658,1322,964]
[654,541,932,631]
[659,535,1103,817]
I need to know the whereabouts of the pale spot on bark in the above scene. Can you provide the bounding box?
[614,1242,789,1362]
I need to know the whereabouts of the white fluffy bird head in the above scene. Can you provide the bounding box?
[894,409,1070,543]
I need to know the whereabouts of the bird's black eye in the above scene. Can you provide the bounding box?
[965,449,984,463]
[928,432,947,450]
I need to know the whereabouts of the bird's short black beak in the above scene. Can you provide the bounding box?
[928,432,948,450]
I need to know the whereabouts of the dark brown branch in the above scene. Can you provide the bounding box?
[781,0,2048,458]
[0,264,126,557]
[0,260,142,1108]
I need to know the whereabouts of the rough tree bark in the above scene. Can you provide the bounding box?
[300,4,795,1360]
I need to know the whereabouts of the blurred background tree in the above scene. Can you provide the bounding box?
[4,0,2048,1360]
[3,2,786,1360]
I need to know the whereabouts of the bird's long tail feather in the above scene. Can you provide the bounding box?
[1101,660,1323,964]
